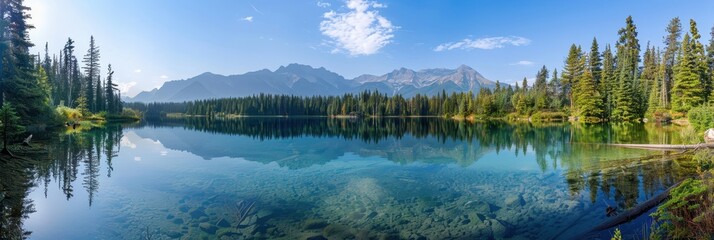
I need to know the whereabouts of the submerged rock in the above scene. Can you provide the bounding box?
[256,209,273,220]
[303,219,328,230]
[464,200,498,214]
[216,228,241,238]
[306,235,327,240]
[504,195,525,208]
[165,230,182,239]
[172,218,184,225]
[216,218,231,228]
[488,219,511,239]
[199,222,218,234]
[189,207,207,219]
[322,224,354,239]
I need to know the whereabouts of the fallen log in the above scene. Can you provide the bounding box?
[571,180,684,239]
[609,143,714,150]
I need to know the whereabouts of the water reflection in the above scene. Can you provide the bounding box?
[136,118,686,170]
[0,118,699,239]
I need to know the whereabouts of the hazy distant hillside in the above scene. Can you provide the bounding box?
[126,64,496,102]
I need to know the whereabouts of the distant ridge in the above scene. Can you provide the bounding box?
[126,64,496,102]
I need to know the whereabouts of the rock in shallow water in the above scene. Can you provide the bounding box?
[199,222,218,234]
[303,219,328,230]
[504,194,525,208]
[216,218,231,228]
[189,207,207,219]
[488,219,511,239]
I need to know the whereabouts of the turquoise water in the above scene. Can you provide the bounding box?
[3,118,695,239]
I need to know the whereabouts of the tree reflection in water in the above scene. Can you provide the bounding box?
[0,118,698,238]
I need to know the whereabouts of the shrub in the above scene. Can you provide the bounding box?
[688,106,714,131]
[121,108,142,119]
[530,111,568,122]
[651,178,714,239]
[55,106,83,122]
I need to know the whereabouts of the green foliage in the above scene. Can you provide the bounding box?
[0,103,25,150]
[693,149,714,172]
[75,95,90,117]
[601,45,616,118]
[651,178,713,239]
[530,111,567,122]
[679,126,700,144]
[610,228,622,240]
[672,34,704,113]
[55,106,84,122]
[37,66,52,105]
[575,69,603,121]
[688,105,714,131]
[119,108,142,120]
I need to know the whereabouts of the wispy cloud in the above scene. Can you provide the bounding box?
[241,16,254,22]
[320,0,396,56]
[116,81,137,93]
[434,36,531,51]
[317,1,331,8]
[160,75,169,79]
[133,69,142,73]
[510,60,534,66]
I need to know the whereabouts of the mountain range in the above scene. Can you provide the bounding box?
[126,64,496,102]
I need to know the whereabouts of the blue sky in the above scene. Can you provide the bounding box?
[27,0,714,97]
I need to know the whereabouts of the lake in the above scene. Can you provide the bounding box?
[2,117,697,239]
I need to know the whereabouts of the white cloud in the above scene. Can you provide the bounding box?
[133,69,142,73]
[319,0,396,56]
[434,36,531,51]
[242,16,254,22]
[160,75,169,79]
[317,1,331,8]
[510,60,534,66]
[116,81,137,94]
[134,156,142,161]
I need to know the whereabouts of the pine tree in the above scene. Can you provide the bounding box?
[1,0,51,124]
[708,25,714,104]
[688,20,711,102]
[0,102,23,155]
[534,65,548,110]
[548,69,563,110]
[95,74,103,112]
[662,17,682,108]
[589,38,602,85]
[104,64,118,113]
[672,33,703,112]
[36,66,51,105]
[75,94,89,117]
[612,16,642,121]
[575,67,603,121]
[612,52,637,121]
[641,44,658,113]
[83,36,100,112]
[562,44,584,109]
[601,44,615,118]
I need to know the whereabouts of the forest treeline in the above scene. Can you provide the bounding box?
[0,0,127,141]
[133,16,714,123]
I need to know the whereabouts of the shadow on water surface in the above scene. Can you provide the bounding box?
[0,118,700,239]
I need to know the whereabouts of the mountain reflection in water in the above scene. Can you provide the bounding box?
[0,118,697,239]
